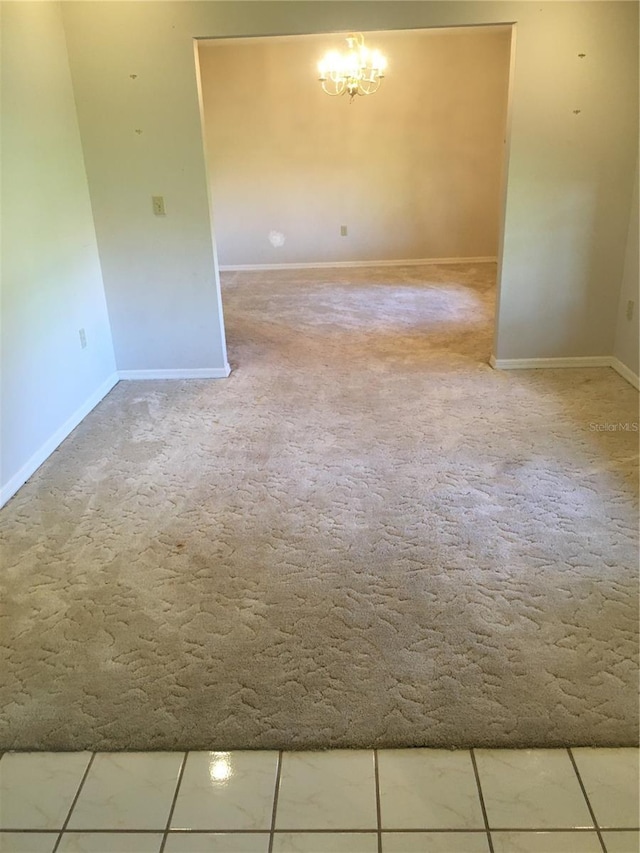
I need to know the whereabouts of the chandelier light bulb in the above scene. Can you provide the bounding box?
[317,33,387,100]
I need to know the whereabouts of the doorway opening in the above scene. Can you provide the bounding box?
[194,25,515,369]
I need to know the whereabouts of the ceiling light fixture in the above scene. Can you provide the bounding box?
[318,32,387,101]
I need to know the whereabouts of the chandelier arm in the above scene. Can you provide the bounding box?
[358,77,381,96]
[320,79,347,96]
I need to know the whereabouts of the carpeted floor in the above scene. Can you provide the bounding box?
[1,264,638,751]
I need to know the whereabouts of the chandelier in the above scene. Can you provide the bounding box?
[318,32,387,100]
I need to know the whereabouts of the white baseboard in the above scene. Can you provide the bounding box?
[490,354,639,390]
[219,257,497,272]
[118,365,231,380]
[2,349,633,511]
[0,372,119,509]
[610,357,640,390]
[0,365,233,508]
[489,355,611,370]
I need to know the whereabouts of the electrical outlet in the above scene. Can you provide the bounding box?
[79,328,87,349]
[340,225,348,237]
[627,300,635,321]
[152,195,166,216]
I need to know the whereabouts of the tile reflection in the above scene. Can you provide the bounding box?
[209,753,232,785]
[171,751,278,830]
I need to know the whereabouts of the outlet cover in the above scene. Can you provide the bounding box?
[627,300,635,321]
[152,195,166,216]
[79,328,87,349]
[340,225,348,237]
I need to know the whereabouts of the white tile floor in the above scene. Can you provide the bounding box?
[0,748,637,853]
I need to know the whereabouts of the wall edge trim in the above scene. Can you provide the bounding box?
[3,353,634,511]
[490,355,639,389]
[117,366,231,380]
[0,371,120,509]
[489,355,612,370]
[610,357,640,390]
[219,257,498,271]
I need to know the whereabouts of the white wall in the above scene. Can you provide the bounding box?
[59,1,638,364]
[199,27,511,266]
[0,1,117,504]
[613,158,639,379]
[494,1,638,360]
[61,2,229,373]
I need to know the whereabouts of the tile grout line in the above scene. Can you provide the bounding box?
[159,751,188,853]
[470,749,495,853]
[51,752,96,853]
[373,750,382,853]
[267,750,283,853]
[460,827,623,834]
[567,748,608,853]
[597,828,640,833]
[2,826,628,835]
[2,748,635,840]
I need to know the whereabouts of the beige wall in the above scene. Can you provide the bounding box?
[614,158,639,377]
[1,1,116,502]
[199,28,511,266]
[60,1,638,363]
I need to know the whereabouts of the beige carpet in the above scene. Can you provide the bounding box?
[1,264,638,751]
